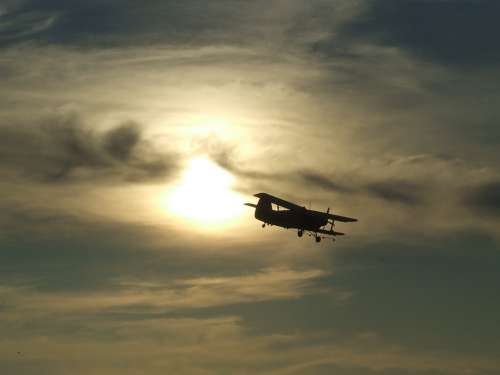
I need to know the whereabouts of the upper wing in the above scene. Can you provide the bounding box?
[254,193,304,211]
[254,193,358,222]
[328,213,357,222]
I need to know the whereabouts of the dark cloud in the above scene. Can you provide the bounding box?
[0,198,272,294]
[0,9,57,43]
[365,180,424,206]
[464,181,500,218]
[210,146,279,181]
[335,0,500,68]
[1,0,271,47]
[298,170,354,194]
[0,113,176,183]
[300,173,426,206]
[0,2,499,374]
[202,230,500,359]
[212,146,427,206]
[297,173,427,206]
[281,363,456,375]
[212,147,356,199]
[102,123,140,161]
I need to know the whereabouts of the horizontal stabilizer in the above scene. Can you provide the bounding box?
[329,214,357,223]
[317,228,345,236]
[244,203,257,208]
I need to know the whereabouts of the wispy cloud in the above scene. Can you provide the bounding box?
[0,11,57,43]
[1,268,334,315]
[0,112,177,183]
[1,1,500,374]
[1,309,498,375]
[463,181,500,218]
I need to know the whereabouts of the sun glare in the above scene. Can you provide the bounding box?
[164,157,245,228]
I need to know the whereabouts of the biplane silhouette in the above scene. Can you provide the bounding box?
[245,193,357,242]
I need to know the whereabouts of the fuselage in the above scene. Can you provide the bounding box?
[254,196,328,231]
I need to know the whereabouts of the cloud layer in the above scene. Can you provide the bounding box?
[1,1,499,374]
[0,112,176,183]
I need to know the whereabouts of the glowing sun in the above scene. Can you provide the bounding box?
[164,157,245,227]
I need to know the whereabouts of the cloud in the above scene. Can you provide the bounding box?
[464,181,500,218]
[1,306,498,375]
[0,0,28,17]
[298,172,424,206]
[1,2,500,374]
[298,170,353,194]
[213,147,426,206]
[2,229,500,375]
[0,112,177,183]
[102,123,140,161]
[1,268,331,315]
[364,180,424,206]
[334,0,500,68]
[3,0,296,48]
[0,10,57,43]
[210,146,278,182]
[0,198,283,294]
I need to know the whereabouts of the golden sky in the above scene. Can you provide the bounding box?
[1,1,500,374]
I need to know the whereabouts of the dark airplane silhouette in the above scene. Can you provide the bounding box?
[245,193,357,242]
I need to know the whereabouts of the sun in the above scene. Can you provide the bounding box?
[163,157,246,228]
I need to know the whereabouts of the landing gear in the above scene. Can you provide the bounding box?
[315,235,321,243]
[297,229,303,237]
[262,223,266,228]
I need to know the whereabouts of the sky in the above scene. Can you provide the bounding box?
[1,0,500,374]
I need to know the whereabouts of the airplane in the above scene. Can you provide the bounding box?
[245,192,357,243]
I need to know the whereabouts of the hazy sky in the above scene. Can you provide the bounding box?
[1,1,500,374]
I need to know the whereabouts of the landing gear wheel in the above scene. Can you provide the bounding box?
[262,223,266,228]
[315,236,321,243]
[298,230,303,237]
